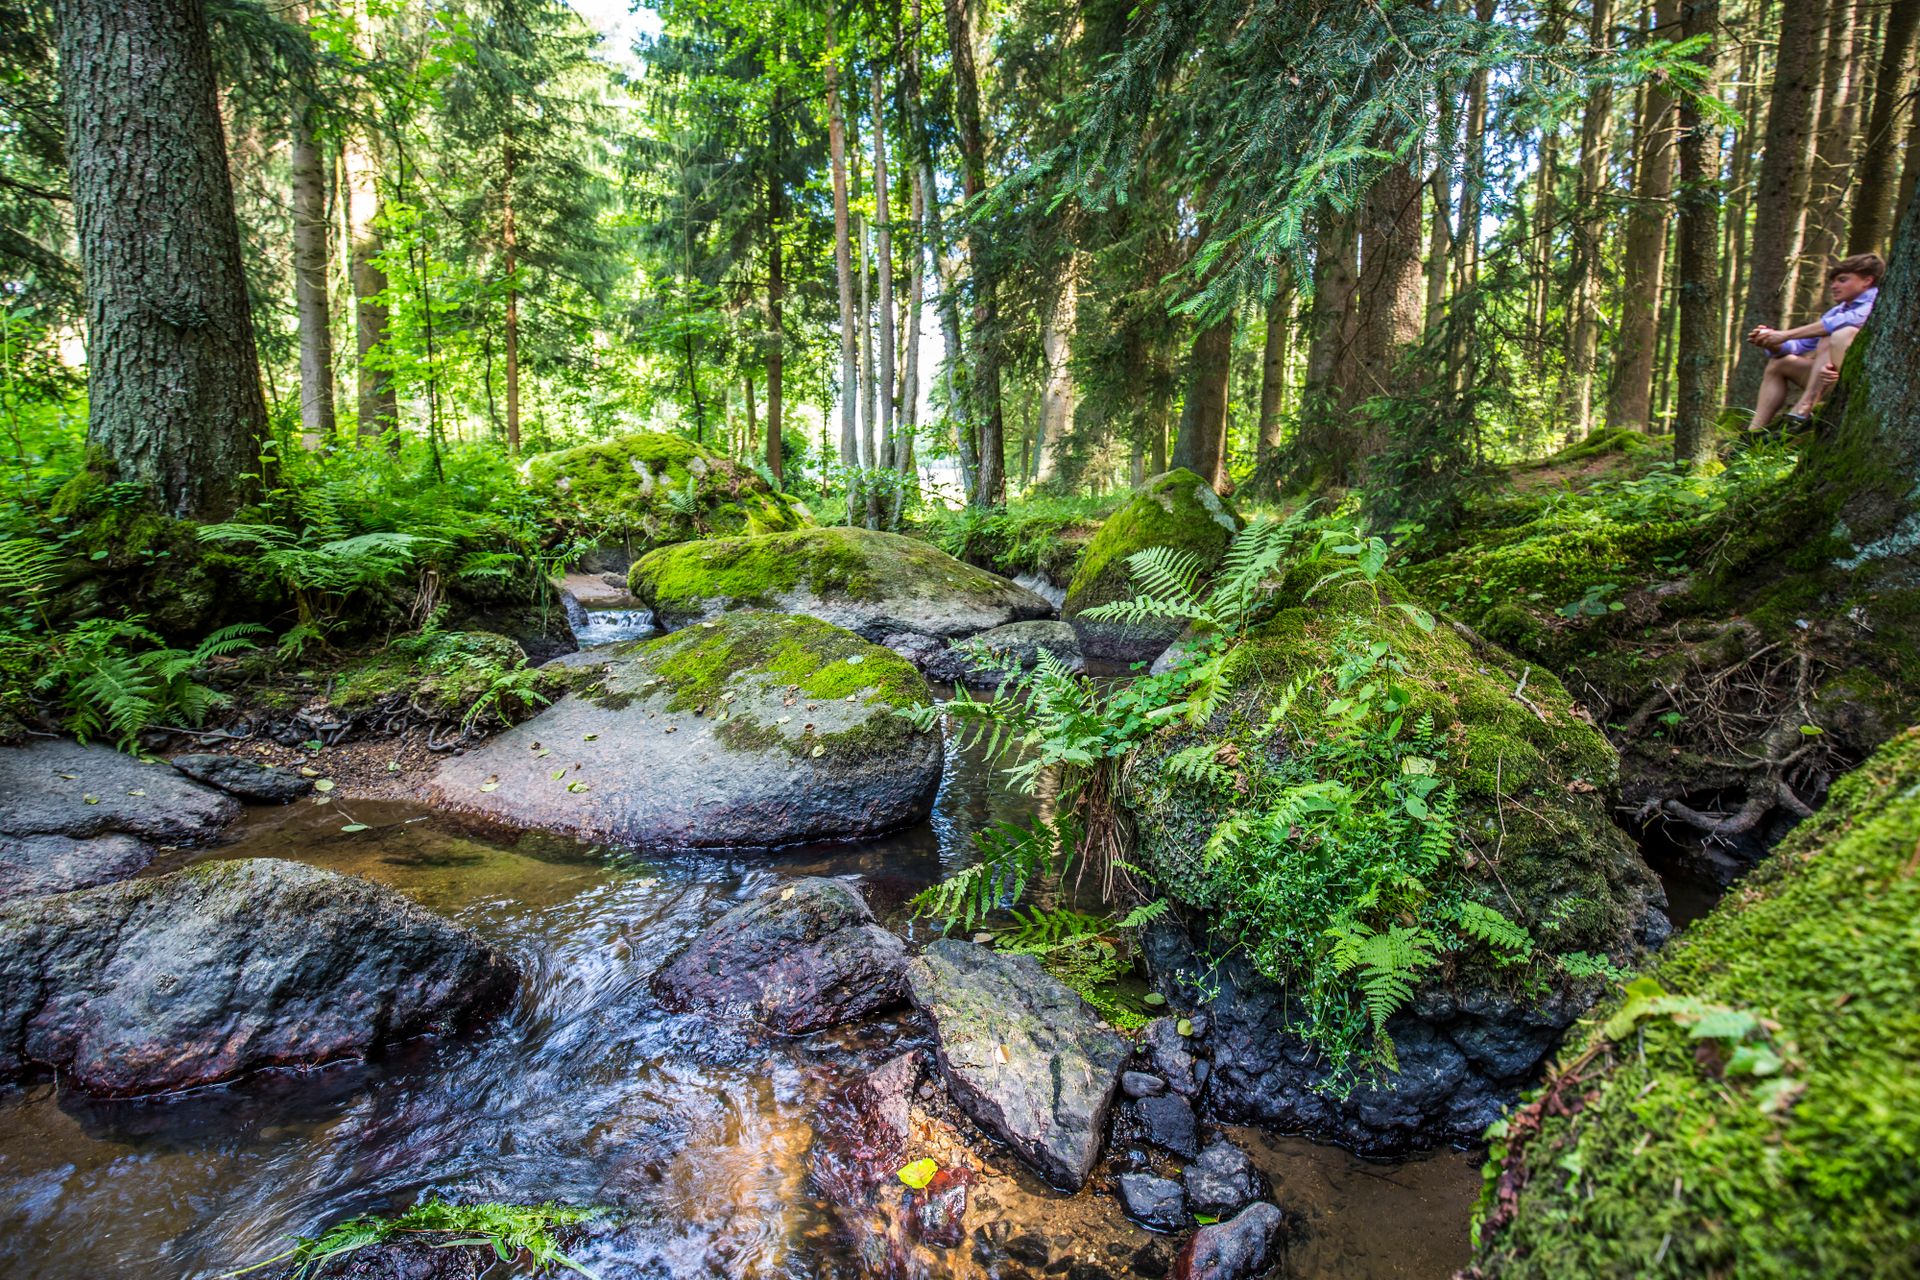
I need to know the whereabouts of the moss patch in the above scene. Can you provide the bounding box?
[1472,727,1920,1278]
[1062,469,1240,616]
[523,431,812,552]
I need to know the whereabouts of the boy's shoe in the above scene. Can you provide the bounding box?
[1782,412,1813,433]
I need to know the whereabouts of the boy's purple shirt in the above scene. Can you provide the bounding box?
[1770,286,1878,358]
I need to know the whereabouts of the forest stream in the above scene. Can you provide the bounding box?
[0,717,1483,1280]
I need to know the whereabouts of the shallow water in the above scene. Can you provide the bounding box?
[0,729,1478,1279]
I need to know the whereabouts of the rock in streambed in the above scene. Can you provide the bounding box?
[652,877,907,1032]
[903,939,1129,1191]
[922,619,1086,686]
[427,611,942,848]
[0,857,516,1094]
[170,752,315,804]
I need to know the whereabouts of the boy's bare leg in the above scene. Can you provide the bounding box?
[1791,326,1856,414]
[1751,355,1810,430]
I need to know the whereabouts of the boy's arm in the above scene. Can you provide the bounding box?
[1766,319,1828,341]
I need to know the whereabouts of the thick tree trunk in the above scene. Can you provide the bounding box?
[1850,0,1920,253]
[1172,312,1232,490]
[1673,0,1724,463]
[1297,206,1361,484]
[1730,0,1831,408]
[1035,264,1077,484]
[944,0,1003,505]
[825,0,860,512]
[766,92,785,484]
[345,131,396,439]
[290,82,335,448]
[1354,160,1426,410]
[57,0,267,520]
[1257,267,1294,466]
[1563,0,1615,435]
[1609,0,1680,430]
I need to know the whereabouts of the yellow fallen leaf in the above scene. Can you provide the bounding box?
[897,1158,939,1190]
[810,744,826,757]
[994,1044,1010,1065]
[780,886,796,901]
[313,779,335,793]
[479,778,501,793]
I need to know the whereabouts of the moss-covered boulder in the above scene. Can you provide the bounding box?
[1469,726,1920,1278]
[627,527,1053,660]
[524,432,812,554]
[426,610,942,848]
[1127,573,1667,1154]
[1062,470,1240,661]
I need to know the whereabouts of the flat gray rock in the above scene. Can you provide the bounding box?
[904,939,1128,1191]
[1118,1172,1188,1234]
[0,857,516,1095]
[0,739,238,845]
[427,612,942,849]
[0,833,154,900]
[1182,1140,1264,1219]
[170,753,314,804]
[652,877,908,1033]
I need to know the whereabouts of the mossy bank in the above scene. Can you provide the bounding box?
[1062,469,1239,660]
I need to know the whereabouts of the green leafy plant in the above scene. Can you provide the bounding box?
[31,618,266,746]
[228,1199,606,1280]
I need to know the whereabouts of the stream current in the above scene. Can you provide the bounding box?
[0,725,1479,1279]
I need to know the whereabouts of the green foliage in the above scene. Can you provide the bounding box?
[920,494,1119,580]
[230,1198,605,1280]
[29,618,264,747]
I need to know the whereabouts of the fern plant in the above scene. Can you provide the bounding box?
[34,618,265,747]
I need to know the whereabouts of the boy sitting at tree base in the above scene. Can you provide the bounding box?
[1745,253,1883,435]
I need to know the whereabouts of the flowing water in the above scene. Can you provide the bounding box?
[0,728,1479,1279]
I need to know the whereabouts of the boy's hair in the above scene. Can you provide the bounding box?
[1828,253,1885,283]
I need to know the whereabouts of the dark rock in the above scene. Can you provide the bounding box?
[1173,1202,1284,1280]
[0,833,154,901]
[1116,1172,1187,1233]
[923,621,1085,686]
[0,739,238,845]
[1142,1017,1201,1097]
[0,857,517,1095]
[170,753,314,804]
[286,1237,486,1280]
[428,611,942,849]
[1134,1092,1199,1159]
[1181,1141,1263,1220]
[1005,1233,1052,1267]
[1122,1069,1168,1098]
[1131,1241,1175,1279]
[904,939,1129,1191]
[910,1166,974,1248]
[653,878,908,1033]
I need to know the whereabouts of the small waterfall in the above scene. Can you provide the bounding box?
[571,607,659,648]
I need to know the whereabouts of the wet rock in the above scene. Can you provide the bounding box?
[170,753,314,804]
[1005,1233,1052,1267]
[289,1237,487,1280]
[0,833,154,901]
[1142,1017,1201,1098]
[1062,470,1239,662]
[1131,1241,1175,1278]
[652,878,907,1033]
[1134,1092,1200,1159]
[0,739,238,846]
[1117,1172,1188,1233]
[1182,1140,1264,1219]
[1122,1069,1168,1098]
[0,857,516,1095]
[910,1166,974,1248]
[923,621,1085,686]
[1173,1202,1284,1280]
[629,527,1053,658]
[427,611,942,849]
[904,939,1129,1191]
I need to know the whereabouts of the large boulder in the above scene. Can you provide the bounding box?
[524,431,811,554]
[1126,572,1668,1153]
[426,610,942,848]
[0,740,240,898]
[903,939,1128,1191]
[1062,470,1239,663]
[0,858,516,1095]
[652,877,908,1032]
[627,527,1053,661]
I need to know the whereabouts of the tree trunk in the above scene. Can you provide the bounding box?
[57,0,267,520]
[1354,160,1426,410]
[1721,38,1760,368]
[1297,206,1361,483]
[1799,0,1863,316]
[1850,0,1920,253]
[1257,265,1294,465]
[1673,0,1724,463]
[1172,313,1232,489]
[1453,0,1495,301]
[766,88,785,484]
[905,0,972,496]
[1730,0,1831,408]
[1900,46,1920,233]
[1561,0,1615,435]
[1036,263,1077,484]
[944,0,1003,506]
[290,48,335,450]
[859,211,877,501]
[873,74,897,482]
[743,372,758,458]
[502,133,521,455]
[1609,0,1680,430]
[902,162,924,480]
[826,0,859,513]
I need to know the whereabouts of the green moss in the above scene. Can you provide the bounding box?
[916,493,1119,581]
[333,632,532,717]
[1473,728,1920,1278]
[1063,469,1240,615]
[522,431,811,552]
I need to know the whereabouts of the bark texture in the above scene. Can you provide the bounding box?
[1849,0,1919,254]
[58,0,268,520]
[1673,0,1724,462]
[290,88,335,446]
[945,0,1004,505]
[1564,0,1616,434]
[1171,313,1232,491]
[1608,0,1680,430]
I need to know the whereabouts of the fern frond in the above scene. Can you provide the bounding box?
[1451,900,1532,959]
[0,536,61,606]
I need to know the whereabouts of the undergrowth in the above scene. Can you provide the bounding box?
[229,1198,605,1279]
